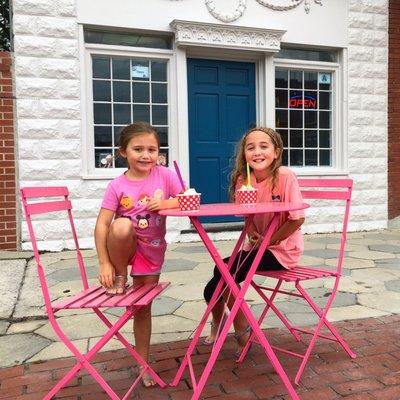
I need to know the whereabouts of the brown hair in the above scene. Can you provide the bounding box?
[118,122,160,152]
[229,127,283,200]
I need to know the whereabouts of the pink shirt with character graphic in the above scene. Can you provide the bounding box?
[101,166,182,270]
[237,166,305,269]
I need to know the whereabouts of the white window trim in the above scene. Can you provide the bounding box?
[80,27,175,179]
[273,55,348,177]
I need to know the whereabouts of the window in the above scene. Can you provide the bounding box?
[275,68,333,167]
[92,56,170,169]
[83,28,174,174]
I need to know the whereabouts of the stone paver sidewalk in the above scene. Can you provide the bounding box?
[0,229,399,369]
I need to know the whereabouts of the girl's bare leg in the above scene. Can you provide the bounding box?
[107,218,137,294]
[204,300,225,344]
[133,274,160,387]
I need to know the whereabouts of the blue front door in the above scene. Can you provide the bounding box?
[187,58,256,222]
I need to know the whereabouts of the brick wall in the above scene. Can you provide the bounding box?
[388,1,400,220]
[0,51,17,250]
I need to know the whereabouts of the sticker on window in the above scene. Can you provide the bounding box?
[132,65,149,79]
[318,73,331,84]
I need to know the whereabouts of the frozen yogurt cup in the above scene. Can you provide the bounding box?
[177,189,201,211]
[236,186,258,204]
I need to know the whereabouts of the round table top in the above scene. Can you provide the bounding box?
[159,202,309,217]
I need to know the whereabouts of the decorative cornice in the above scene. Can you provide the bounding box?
[170,20,286,52]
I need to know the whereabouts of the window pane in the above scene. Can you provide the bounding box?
[276,48,338,62]
[151,61,167,81]
[133,82,150,103]
[319,130,331,148]
[305,149,318,166]
[290,149,303,166]
[133,104,150,121]
[289,90,302,109]
[93,80,111,101]
[282,149,288,166]
[276,110,288,128]
[305,111,317,128]
[92,58,110,79]
[319,73,332,90]
[319,149,331,166]
[85,30,173,50]
[290,70,302,89]
[151,83,167,103]
[115,154,128,168]
[305,130,317,147]
[319,92,331,110]
[95,148,113,168]
[93,103,111,124]
[132,60,150,81]
[304,71,318,89]
[304,91,318,109]
[277,129,288,147]
[113,81,131,102]
[112,59,130,80]
[152,105,168,125]
[156,126,169,147]
[113,104,131,124]
[319,111,331,128]
[114,126,124,146]
[290,130,303,147]
[94,126,112,147]
[290,110,303,128]
[275,69,288,88]
[275,89,288,108]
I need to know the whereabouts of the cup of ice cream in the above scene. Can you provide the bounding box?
[177,188,201,211]
[236,185,258,205]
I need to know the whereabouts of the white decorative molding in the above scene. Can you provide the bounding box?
[255,0,322,14]
[205,0,247,23]
[170,20,285,52]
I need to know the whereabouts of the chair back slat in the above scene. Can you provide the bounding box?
[20,186,69,198]
[25,200,72,215]
[298,178,353,188]
[301,191,350,200]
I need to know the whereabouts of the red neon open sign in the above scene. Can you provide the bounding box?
[289,95,317,109]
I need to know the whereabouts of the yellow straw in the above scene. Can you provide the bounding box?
[246,162,251,187]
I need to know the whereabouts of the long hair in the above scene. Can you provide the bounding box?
[228,127,284,201]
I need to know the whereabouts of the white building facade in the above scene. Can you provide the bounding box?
[13,0,389,250]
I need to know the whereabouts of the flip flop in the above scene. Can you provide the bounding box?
[234,325,252,358]
[106,275,129,296]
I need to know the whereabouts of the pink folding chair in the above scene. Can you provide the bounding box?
[20,186,170,399]
[238,178,356,384]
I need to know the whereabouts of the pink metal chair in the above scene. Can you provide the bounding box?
[238,178,356,384]
[20,186,170,399]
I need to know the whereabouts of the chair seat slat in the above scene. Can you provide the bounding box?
[135,282,170,306]
[53,286,102,310]
[259,266,336,282]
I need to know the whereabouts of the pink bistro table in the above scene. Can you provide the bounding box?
[159,201,309,400]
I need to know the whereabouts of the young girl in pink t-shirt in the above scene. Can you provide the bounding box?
[95,122,182,387]
[203,127,305,354]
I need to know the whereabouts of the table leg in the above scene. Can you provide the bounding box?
[188,215,300,400]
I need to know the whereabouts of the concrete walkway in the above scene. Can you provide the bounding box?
[0,229,399,369]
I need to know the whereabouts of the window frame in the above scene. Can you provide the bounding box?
[81,35,175,179]
[273,56,347,176]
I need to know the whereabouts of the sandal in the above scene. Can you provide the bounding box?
[203,313,227,345]
[234,325,251,358]
[137,365,156,388]
[106,275,128,296]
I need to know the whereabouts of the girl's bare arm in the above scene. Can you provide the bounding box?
[269,218,305,245]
